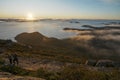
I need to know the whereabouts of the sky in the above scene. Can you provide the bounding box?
[0,0,120,19]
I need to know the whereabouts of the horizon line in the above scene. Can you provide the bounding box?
[0,18,120,20]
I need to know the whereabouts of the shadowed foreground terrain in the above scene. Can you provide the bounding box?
[0,30,120,80]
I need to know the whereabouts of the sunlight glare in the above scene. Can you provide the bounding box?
[26,13,35,20]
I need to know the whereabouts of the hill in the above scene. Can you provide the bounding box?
[15,32,120,61]
[0,37,120,80]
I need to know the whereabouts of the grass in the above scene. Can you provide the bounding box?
[0,58,5,65]
[0,65,119,80]
[0,39,120,80]
[31,66,120,80]
[0,65,30,76]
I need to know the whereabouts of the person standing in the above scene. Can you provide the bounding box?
[13,54,19,65]
[8,54,13,65]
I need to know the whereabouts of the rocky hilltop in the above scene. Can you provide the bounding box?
[15,32,57,45]
[15,32,71,49]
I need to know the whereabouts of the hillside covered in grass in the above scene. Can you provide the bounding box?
[0,31,120,80]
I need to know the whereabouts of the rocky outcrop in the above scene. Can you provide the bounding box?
[15,32,72,49]
[85,60,97,66]
[0,39,13,46]
[85,59,120,67]
[15,32,60,47]
[95,60,114,67]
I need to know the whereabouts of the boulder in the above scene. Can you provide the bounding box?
[85,60,97,66]
[95,60,114,67]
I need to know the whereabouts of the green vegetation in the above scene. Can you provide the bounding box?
[0,57,5,65]
[0,65,29,76]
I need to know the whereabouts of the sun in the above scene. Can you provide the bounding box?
[26,13,35,20]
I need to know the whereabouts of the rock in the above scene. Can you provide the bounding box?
[85,60,97,66]
[0,39,13,47]
[95,60,114,67]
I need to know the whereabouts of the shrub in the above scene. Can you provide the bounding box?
[58,66,120,80]
[0,65,29,76]
[0,58,5,65]
[35,68,59,80]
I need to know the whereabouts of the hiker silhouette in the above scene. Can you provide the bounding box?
[8,54,13,65]
[13,54,19,65]
[7,53,19,65]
